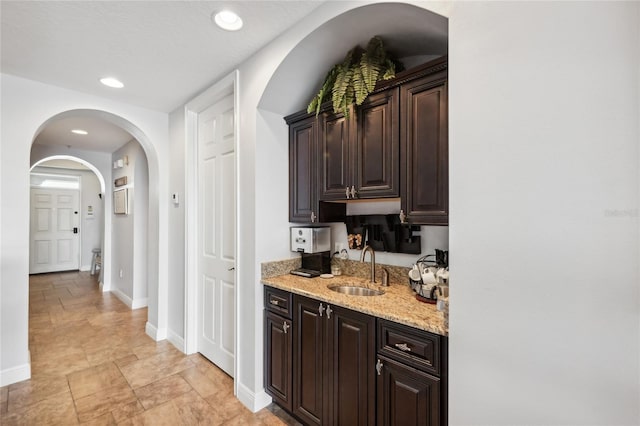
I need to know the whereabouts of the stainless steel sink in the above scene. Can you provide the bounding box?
[328,285,385,296]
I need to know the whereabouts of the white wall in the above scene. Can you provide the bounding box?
[448,1,639,424]
[0,74,169,386]
[167,109,186,348]
[31,165,103,270]
[111,140,148,309]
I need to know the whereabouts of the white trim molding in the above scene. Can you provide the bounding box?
[167,329,185,353]
[111,288,147,310]
[184,70,240,368]
[236,382,272,413]
[0,360,31,387]
[145,322,167,341]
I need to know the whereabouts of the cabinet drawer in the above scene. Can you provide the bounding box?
[265,287,292,319]
[377,319,441,376]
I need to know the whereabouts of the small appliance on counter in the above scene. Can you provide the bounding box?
[290,226,331,278]
[409,251,449,304]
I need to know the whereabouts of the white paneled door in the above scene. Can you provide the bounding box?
[197,94,236,377]
[30,188,80,274]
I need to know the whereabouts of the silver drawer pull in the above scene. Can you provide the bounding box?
[326,305,332,319]
[319,303,325,317]
[270,299,279,306]
[376,359,383,376]
[394,343,412,352]
[283,322,289,334]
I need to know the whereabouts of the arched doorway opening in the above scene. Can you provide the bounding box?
[29,156,107,279]
[29,109,163,338]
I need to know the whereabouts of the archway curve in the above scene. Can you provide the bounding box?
[257,2,448,115]
[28,107,165,340]
[30,155,106,193]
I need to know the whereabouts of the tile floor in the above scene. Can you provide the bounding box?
[0,271,300,425]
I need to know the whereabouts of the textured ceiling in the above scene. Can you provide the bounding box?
[33,115,134,153]
[1,1,323,113]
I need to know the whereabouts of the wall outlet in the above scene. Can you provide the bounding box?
[119,269,123,278]
[334,243,344,254]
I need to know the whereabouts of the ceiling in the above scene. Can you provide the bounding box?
[33,115,134,153]
[1,1,323,113]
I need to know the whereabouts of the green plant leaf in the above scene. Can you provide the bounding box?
[352,66,368,105]
[361,36,386,92]
[307,36,404,117]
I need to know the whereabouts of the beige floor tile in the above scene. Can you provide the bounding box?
[180,366,223,399]
[131,339,175,359]
[79,411,118,425]
[1,389,78,426]
[68,362,128,399]
[18,271,295,426]
[74,382,137,423]
[118,400,183,426]
[206,392,249,422]
[134,374,193,410]
[119,350,195,389]
[172,390,227,425]
[7,373,71,412]
[110,400,145,423]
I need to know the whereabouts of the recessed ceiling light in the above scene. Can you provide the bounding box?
[213,10,243,31]
[100,77,124,88]
[71,129,88,135]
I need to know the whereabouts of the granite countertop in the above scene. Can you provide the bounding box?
[261,274,448,337]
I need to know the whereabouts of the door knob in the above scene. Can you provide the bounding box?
[228,267,235,271]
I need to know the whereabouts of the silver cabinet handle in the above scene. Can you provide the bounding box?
[376,359,383,376]
[319,303,325,317]
[269,299,279,306]
[394,343,412,352]
[283,322,289,334]
[350,185,357,199]
[345,186,351,199]
[326,305,332,319]
[311,211,317,223]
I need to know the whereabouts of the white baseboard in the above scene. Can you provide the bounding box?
[167,329,185,352]
[111,288,147,310]
[131,297,148,310]
[236,382,272,413]
[80,265,91,272]
[145,322,168,341]
[0,361,31,387]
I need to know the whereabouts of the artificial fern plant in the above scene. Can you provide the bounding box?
[307,36,404,117]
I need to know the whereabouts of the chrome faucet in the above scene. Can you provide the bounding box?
[360,245,376,284]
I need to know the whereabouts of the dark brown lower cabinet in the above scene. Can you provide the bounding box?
[265,311,293,411]
[293,295,375,426]
[376,356,440,426]
[327,305,375,426]
[264,288,447,426]
[293,296,325,425]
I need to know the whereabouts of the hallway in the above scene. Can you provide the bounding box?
[0,272,298,425]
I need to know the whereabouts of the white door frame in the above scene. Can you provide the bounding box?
[184,70,239,388]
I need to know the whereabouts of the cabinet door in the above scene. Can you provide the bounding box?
[376,356,441,426]
[319,109,351,200]
[327,305,376,426]
[264,311,293,411]
[354,88,400,198]
[293,296,325,425]
[401,78,448,225]
[289,116,318,223]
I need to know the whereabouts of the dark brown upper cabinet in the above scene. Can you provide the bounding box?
[319,89,400,201]
[288,114,318,223]
[287,56,448,225]
[400,71,448,225]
